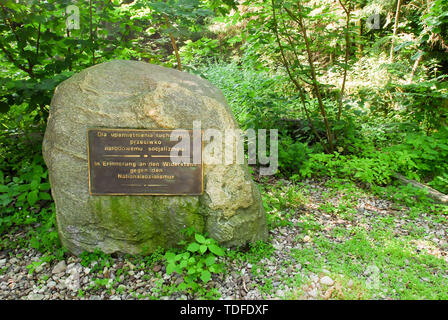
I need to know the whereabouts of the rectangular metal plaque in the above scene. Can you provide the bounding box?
[87,128,203,195]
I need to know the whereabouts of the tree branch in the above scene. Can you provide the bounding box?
[285,2,334,151]
[390,0,402,62]
[0,41,34,77]
[90,0,96,65]
[164,16,182,71]
[0,3,35,77]
[36,0,41,56]
[279,14,313,85]
[271,0,327,151]
[337,0,352,121]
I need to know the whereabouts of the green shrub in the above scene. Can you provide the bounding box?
[278,136,313,175]
[80,248,114,273]
[164,229,225,297]
[198,62,295,130]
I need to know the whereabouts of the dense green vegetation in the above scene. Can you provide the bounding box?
[0,0,447,300]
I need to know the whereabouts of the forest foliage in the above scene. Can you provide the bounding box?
[0,0,447,261]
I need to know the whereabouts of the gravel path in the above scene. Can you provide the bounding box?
[1,179,447,300]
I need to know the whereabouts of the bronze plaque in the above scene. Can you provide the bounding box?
[87,128,203,195]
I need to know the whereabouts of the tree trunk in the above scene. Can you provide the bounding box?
[164,16,182,71]
[394,173,448,204]
[408,50,423,83]
[90,0,95,65]
[390,0,402,63]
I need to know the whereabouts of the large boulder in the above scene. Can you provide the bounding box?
[42,60,267,255]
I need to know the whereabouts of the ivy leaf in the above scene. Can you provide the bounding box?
[177,282,187,290]
[194,233,206,244]
[174,254,183,261]
[179,260,187,269]
[182,252,190,259]
[39,192,51,200]
[187,267,196,275]
[27,190,38,206]
[166,262,176,274]
[39,183,51,191]
[205,254,215,266]
[165,251,176,262]
[29,237,40,249]
[30,179,40,190]
[210,264,223,273]
[187,242,200,252]
[200,270,211,283]
[208,244,225,256]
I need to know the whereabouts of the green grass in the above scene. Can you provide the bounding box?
[1,166,447,300]
[258,177,448,300]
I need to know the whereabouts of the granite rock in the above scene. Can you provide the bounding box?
[42,60,267,255]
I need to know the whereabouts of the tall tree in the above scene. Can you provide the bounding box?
[390,0,402,62]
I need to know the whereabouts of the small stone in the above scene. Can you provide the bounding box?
[118,284,126,291]
[52,261,67,274]
[66,263,76,273]
[273,243,283,250]
[308,288,318,298]
[320,276,334,286]
[35,263,47,274]
[27,293,44,300]
[153,265,161,273]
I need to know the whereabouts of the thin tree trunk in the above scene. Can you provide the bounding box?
[90,0,95,65]
[169,32,182,71]
[36,0,41,57]
[271,0,327,151]
[164,16,182,71]
[285,2,334,152]
[390,0,402,63]
[357,18,363,56]
[337,0,351,121]
[67,29,72,71]
[408,50,423,83]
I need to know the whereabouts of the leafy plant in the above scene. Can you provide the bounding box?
[80,248,114,273]
[164,231,225,296]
